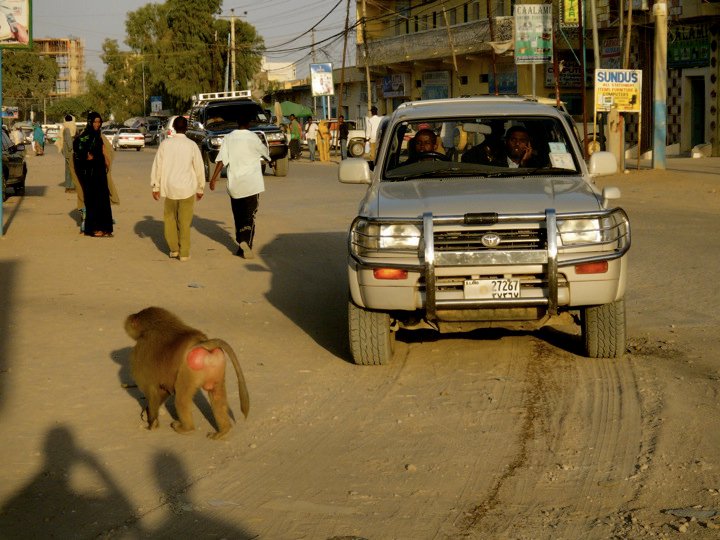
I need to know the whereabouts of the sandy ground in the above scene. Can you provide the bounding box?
[1,146,719,539]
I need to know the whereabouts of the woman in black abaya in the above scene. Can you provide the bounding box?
[73,112,114,237]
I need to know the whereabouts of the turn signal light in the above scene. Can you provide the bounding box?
[575,261,609,274]
[373,268,408,280]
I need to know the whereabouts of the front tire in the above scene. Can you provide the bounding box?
[581,298,626,358]
[274,155,289,177]
[348,300,395,365]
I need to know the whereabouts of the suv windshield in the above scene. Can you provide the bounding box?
[202,103,269,129]
[383,115,580,180]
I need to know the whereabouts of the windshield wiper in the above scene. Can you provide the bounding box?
[485,166,578,177]
[387,166,484,181]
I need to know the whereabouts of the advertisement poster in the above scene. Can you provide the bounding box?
[594,69,642,113]
[514,4,553,65]
[561,0,579,28]
[668,24,710,69]
[381,74,408,98]
[421,71,450,100]
[310,63,334,97]
[150,96,162,114]
[0,0,31,47]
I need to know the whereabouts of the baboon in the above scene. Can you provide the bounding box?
[124,306,249,440]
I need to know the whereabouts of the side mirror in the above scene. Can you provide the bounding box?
[339,158,372,185]
[588,151,618,177]
[602,186,622,208]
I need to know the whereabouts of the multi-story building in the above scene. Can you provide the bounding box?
[33,38,86,97]
[267,1,720,156]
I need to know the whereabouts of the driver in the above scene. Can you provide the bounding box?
[405,128,440,164]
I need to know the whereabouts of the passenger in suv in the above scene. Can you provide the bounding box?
[186,91,289,180]
[339,97,630,365]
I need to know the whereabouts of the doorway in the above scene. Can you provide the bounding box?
[690,77,705,147]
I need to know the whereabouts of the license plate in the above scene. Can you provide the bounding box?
[463,279,520,299]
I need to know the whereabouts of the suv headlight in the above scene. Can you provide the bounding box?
[558,219,601,245]
[351,219,421,256]
[209,136,224,147]
[266,132,285,142]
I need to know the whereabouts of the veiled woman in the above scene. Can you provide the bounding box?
[73,112,114,237]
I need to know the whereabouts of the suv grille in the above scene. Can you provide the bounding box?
[434,228,545,252]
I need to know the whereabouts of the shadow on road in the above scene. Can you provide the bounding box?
[132,214,237,257]
[0,426,255,538]
[0,261,16,413]
[0,425,141,537]
[262,232,349,359]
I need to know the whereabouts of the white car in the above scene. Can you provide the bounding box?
[112,128,145,151]
[102,128,118,144]
[340,96,630,364]
[158,115,182,143]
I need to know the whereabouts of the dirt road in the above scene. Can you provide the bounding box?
[1,147,719,539]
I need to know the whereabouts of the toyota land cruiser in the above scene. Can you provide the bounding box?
[339,96,630,364]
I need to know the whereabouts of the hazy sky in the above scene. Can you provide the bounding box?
[32,0,353,79]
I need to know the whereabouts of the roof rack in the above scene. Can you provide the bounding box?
[192,90,251,104]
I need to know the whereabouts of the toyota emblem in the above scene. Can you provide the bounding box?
[481,233,501,248]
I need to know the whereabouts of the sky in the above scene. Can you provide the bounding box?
[32,0,354,80]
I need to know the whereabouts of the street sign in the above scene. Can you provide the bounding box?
[594,69,642,113]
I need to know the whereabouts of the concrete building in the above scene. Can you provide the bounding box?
[33,38,86,97]
[264,0,720,156]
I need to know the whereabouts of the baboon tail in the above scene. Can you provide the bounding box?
[201,338,249,418]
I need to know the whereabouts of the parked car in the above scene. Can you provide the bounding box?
[43,124,61,143]
[2,126,28,201]
[112,128,145,151]
[144,124,161,145]
[302,118,366,156]
[102,127,119,144]
[339,96,630,365]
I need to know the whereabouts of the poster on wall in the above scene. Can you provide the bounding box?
[489,62,518,94]
[0,0,31,47]
[514,4,553,65]
[668,25,710,69]
[310,63,334,97]
[560,0,579,28]
[381,74,409,98]
[421,71,450,100]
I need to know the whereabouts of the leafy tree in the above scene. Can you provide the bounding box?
[1,49,59,120]
[124,0,264,114]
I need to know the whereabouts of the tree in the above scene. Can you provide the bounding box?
[1,49,59,120]
[124,0,264,113]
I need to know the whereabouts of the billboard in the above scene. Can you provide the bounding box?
[594,69,642,113]
[0,0,31,47]
[514,4,553,65]
[310,63,334,97]
[381,74,408,98]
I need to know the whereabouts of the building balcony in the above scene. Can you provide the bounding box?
[358,17,514,69]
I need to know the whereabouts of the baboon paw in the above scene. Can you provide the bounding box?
[170,421,195,434]
[207,430,230,440]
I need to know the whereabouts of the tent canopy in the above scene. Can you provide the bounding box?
[279,101,313,118]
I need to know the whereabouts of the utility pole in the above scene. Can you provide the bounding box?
[652,0,667,169]
[337,0,351,119]
[486,0,498,95]
[230,9,236,92]
[578,0,589,158]
[361,0,372,114]
[311,28,317,117]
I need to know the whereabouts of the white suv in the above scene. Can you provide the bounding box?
[339,97,630,364]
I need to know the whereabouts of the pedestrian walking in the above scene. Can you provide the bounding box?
[317,119,331,162]
[288,114,302,160]
[73,112,114,237]
[32,122,45,156]
[150,116,205,262]
[305,116,318,161]
[56,114,77,192]
[209,115,270,259]
[338,116,349,159]
[365,106,384,161]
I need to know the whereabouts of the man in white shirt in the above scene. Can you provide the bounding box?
[150,116,205,262]
[365,106,384,161]
[305,116,318,162]
[209,115,270,259]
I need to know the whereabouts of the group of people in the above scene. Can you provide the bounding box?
[287,114,352,162]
